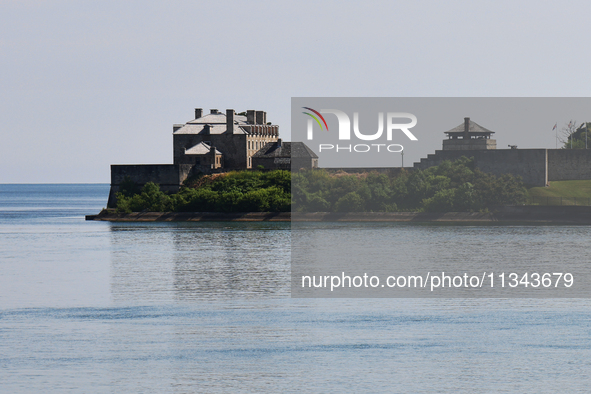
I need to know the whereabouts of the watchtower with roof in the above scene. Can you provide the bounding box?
[442,117,496,150]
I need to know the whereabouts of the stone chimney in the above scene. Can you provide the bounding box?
[195,108,203,119]
[210,109,219,114]
[247,110,256,124]
[226,109,234,134]
[210,145,217,169]
[173,124,184,133]
[464,117,470,139]
[255,111,266,125]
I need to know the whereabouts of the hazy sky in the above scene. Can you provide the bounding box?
[2,0,591,183]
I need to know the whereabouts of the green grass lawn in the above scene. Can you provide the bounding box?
[528,180,591,198]
[527,180,591,205]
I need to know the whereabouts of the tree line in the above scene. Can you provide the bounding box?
[292,157,526,212]
[115,157,527,213]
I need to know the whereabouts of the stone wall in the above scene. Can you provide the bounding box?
[254,157,317,170]
[414,149,548,186]
[415,148,591,186]
[252,157,289,170]
[474,149,547,186]
[320,167,410,176]
[107,164,194,207]
[548,149,591,181]
[442,139,496,150]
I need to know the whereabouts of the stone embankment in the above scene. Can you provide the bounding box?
[86,211,291,222]
[86,206,591,223]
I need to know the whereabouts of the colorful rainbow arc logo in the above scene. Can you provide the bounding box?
[302,107,329,131]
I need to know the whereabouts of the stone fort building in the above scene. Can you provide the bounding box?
[109,112,591,208]
[108,107,317,206]
[173,108,279,170]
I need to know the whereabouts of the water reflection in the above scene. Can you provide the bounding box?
[109,222,290,302]
[109,222,591,301]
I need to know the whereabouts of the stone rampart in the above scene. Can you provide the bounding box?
[320,167,411,176]
[107,164,194,207]
[548,149,591,181]
[414,149,548,186]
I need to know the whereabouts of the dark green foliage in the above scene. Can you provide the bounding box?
[335,192,365,212]
[115,159,526,213]
[293,157,527,212]
[118,176,141,198]
[562,122,591,149]
[115,182,175,213]
[116,170,291,213]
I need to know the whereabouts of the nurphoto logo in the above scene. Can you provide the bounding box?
[302,107,418,153]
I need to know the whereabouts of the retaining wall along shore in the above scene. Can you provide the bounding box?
[87,206,591,223]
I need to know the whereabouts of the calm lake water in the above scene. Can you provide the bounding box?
[1,184,590,393]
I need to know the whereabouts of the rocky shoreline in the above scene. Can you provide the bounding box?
[86,206,591,223]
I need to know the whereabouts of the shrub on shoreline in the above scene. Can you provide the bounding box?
[115,170,291,213]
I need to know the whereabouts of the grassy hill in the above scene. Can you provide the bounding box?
[527,180,591,205]
[528,180,591,198]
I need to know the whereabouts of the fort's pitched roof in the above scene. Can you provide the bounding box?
[174,112,264,135]
[174,124,248,135]
[445,119,494,135]
[253,141,318,159]
[186,114,248,125]
[184,142,222,155]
